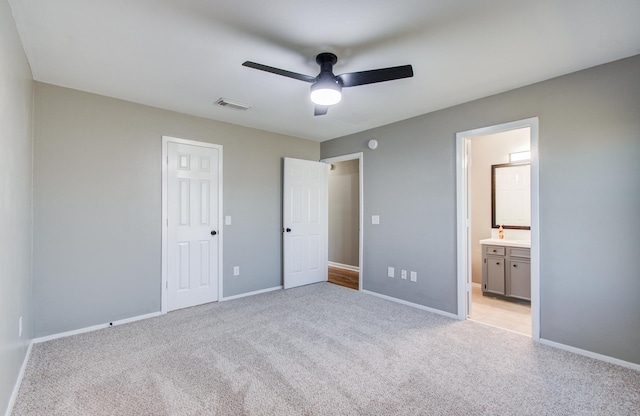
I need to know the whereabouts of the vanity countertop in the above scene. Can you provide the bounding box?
[479,238,531,248]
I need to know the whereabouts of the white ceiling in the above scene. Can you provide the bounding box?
[9,0,640,142]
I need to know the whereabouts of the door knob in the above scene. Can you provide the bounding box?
[285,228,291,233]
[210,230,217,236]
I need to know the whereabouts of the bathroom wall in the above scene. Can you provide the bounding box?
[470,129,530,283]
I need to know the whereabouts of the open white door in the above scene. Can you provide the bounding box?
[283,157,328,289]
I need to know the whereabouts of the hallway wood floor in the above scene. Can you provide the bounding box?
[328,266,359,290]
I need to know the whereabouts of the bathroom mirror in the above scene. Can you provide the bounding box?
[492,162,531,229]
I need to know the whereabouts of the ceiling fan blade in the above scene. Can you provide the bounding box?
[242,61,316,83]
[337,65,414,87]
[314,105,329,116]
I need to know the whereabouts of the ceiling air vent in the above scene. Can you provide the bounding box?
[214,98,251,111]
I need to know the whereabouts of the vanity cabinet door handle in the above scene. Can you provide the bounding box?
[496,262,500,265]
[513,264,517,268]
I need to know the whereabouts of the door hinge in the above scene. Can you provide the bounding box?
[483,258,486,264]
[165,281,168,290]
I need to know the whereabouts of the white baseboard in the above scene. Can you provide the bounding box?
[33,311,162,344]
[328,261,359,272]
[540,338,640,372]
[362,290,458,320]
[221,285,282,301]
[5,341,33,416]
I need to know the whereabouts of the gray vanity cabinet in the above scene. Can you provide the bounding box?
[484,252,505,295]
[482,244,530,302]
[507,252,531,300]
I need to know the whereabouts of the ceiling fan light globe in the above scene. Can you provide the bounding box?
[310,88,342,106]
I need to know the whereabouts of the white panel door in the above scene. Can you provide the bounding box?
[167,141,220,311]
[283,158,328,289]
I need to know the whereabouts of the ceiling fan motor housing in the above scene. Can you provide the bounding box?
[314,53,343,89]
[316,52,338,72]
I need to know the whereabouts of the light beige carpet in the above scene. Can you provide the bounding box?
[12,283,640,415]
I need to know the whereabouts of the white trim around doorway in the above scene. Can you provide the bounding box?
[455,118,540,341]
[321,152,364,291]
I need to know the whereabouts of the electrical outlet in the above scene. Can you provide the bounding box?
[410,271,417,282]
[233,266,240,276]
[401,270,407,279]
[387,267,394,278]
[19,316,23,338]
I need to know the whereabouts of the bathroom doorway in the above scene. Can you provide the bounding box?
[470,128,531,335]
[322,153,363,291]
[456,118,540,339]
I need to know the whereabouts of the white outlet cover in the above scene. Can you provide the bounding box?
[233,266,240,276]
[401,270,407,279]
[410,271,417,282]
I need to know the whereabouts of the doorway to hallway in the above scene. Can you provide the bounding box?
[322,153,363,291]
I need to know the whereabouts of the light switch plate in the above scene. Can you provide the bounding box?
[372,215,380,225]
[387,267,394,278]
[225,216,232,225]
[410,271,417,282]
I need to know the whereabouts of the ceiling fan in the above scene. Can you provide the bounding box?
[242,53,414,116]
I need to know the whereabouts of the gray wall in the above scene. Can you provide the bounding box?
[321,55,640,365]
[0,1,34,413]
[33,83,319,337]
[328,160,360,267]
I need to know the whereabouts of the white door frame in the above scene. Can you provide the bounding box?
[321,152,364,291]
[161,136,223,314]
[455,118,540,341]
